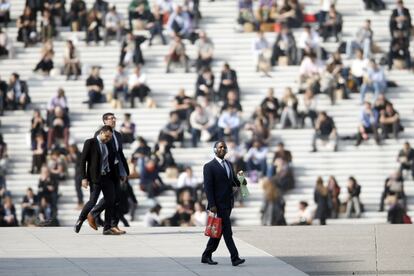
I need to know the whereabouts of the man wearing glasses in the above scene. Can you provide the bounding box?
[74,113,130,234]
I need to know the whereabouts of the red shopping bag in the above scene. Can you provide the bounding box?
[274,22,282,33]
[304,13,317,23]
[204,213,222,238]
[403,213,412,224]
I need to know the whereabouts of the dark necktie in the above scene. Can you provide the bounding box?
[102,143,109,173]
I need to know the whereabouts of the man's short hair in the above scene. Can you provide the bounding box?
[99,125,113,133]
[213,140,226,149]
[102,113,115,122]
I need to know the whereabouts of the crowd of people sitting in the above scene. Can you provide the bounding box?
[0,0,413,227]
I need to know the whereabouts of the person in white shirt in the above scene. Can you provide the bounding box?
[144,204,162,227]
[176,167,200,189]
[299,52,323,91]
[298,89,317,128]
[176,166,202,202]
[244,140,268,177]
[218,107,241,144]
[195,31,214,72]
[252,31,271,77]
[128,65,150,107]
[191,201,208,226]
[349,48,369,87]
[189,104,216,147]
[292,201,313,225]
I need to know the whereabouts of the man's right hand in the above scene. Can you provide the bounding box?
[81,179,89,189]
[210,206,217,213]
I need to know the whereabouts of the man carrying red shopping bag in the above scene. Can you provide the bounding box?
[201,141,246,266]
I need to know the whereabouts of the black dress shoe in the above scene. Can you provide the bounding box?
[232,258,245,266]
[74,220,83,233]
[201,257,218,265]
[103,228,121,235]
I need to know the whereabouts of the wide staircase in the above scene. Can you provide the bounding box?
[2,0,414,227]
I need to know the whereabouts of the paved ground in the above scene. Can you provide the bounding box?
[1,225,413,276]
[236,225,414,276]
[0,227,306,276]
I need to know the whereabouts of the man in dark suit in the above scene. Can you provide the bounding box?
[74,125,119,235]
[201,141,245,266]
[90,112,130,234]
[218,63,239,102]
[390,0,412,38]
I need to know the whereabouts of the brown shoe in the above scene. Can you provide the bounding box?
[87,213,98,230]
[114,226,126,234]
[103,228,121,235]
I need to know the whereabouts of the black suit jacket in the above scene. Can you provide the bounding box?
[220,69,238,90]
[94,130,130,177]
[110,130,130,177]
[203,158,240,210]
[390,8,412,28]
[80,137,116,183]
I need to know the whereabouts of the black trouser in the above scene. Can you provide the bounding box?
[356,125,380,144]
[32,153,46,173]
[299,110,317,128]
[202,208,239,261]
[400,163,414,178]
[74,174,83,204]
[381,121,400,139]
[78,182,101,222]
[21,207,36,224]
[380,190,406,211]
[86,27,100,44]
[149,22,166,45]
[34,60,54,73]
[321,25,341,41]
[98,175,116,230]
[196,57,212,72]
[364,0,385,10]
[78,174,116,230]
[91,173,121,228]
[271,45,296,66]
[130,85,150,107]
[388,49,412,70]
